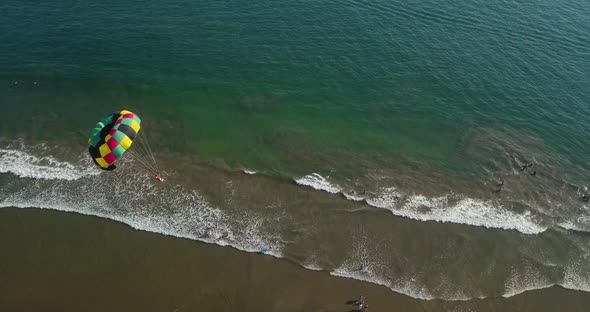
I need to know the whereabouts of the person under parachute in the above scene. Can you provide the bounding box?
[88,109,162,181]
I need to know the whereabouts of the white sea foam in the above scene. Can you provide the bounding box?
[561,261,590,293]
[558,217,590,233]
[330,251,436,300]
[364,187,403,207]
[0,146,282,260]
[0,148,100,180]
[331,268,399,294]
[330,232,447,301]
[301,254,324,271]
[342,192,365,201]
[366,188,546,235]
[501,256,590,296]
[501,283,555,298]
[295,173,342,194]
[500,271,590,298]
[302,263,323,271]
[293,175,547,235]
[0,189,284,260]
[333,266,464,301]
[502,267,554,298]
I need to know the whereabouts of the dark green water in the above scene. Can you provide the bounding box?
[1,0,590,302]
[2,0,589,174]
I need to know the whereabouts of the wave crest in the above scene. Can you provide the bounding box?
[0,148,99,181]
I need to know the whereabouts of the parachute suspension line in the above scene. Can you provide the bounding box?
[146,135,158,171]
[131,147,157,172]
[131,131,158,174]
[127,149,159,174]
[127,149,150,171]
[131,136,150,165]
[138,130,158,172]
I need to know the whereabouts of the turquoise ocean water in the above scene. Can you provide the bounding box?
[1,0,590,301]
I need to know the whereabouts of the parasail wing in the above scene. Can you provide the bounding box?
[88,110,141,170]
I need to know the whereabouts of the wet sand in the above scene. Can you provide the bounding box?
[1,207,589,312]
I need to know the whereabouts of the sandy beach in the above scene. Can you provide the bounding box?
[1,207,589,312]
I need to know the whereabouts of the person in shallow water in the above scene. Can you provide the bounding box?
[520,163,531,171]
[155,174,164,182]
[490,179,504,193]
[577,186,589,202]
[518,161,534,171]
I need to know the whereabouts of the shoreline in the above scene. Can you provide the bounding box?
[2,141,590,301]
[1,207,590,311]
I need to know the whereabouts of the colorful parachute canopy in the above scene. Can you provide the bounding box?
[88,110,141,170]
